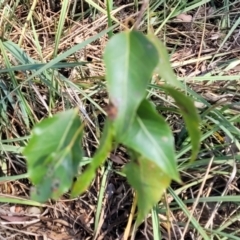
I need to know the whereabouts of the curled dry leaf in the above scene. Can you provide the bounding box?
[207,7,215,16]
[171,48,193,62]
[26,206,42,215]
[209,33,222,40]
[0,215,31,222]
[9,206,24,214]
[74,36,82,44]
[106,101,118,120]
[176,13,192,22]
[110,153,125,164]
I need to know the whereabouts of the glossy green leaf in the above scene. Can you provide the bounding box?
[147,33,182,88]
[71,120,113,197]
[163,85,201,162]
[23,109,83,202]
[123,99,180,182]
[124,156,171,225]
[103,31,158,141]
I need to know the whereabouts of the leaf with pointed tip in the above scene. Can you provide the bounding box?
[124,156,171,225]
[123,99,180,182]
[103,31,158,141]
[147,33,182,88]
[23,109,83,202]
[163,85,201,162]
[71,121,113,197]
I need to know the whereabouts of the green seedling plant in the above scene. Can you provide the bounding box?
[23,30,201,228]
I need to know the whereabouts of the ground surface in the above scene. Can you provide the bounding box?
[1,0,240,239]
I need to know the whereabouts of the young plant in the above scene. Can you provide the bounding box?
[23,30,201,226]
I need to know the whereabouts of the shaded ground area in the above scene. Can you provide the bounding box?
[1,0,240,239]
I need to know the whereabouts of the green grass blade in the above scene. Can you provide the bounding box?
[1,24,117,104]
[151,205,161,240]
[217,17,240,53]
[0,62,88,73]
[168,187,210,240]
[53,0,69,57]
[0,195,45,206]
[0,173,28,182]
[94,161,112,235]
[106,0,113,38]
